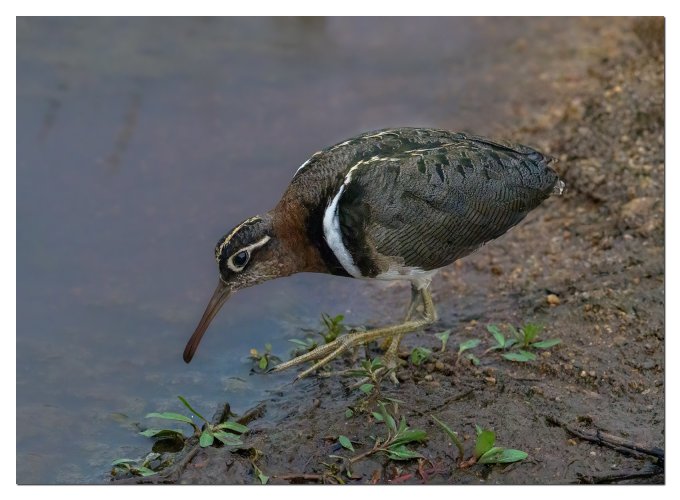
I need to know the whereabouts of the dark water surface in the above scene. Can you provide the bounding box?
[17,17,565,483]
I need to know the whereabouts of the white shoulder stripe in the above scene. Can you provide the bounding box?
[322,160,366,278]
[294,151,322,176]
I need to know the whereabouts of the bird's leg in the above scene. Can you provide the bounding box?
[380,284,422,383]
[272,285,437,381]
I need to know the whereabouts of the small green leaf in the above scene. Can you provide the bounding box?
[398,416,407,433]
[466,353,481,366]
[145,412,196,426]
[199,430,215,447]
[504,338,518,349]
[486,325,506,348]
[477,446,505,463]
[435,330,452,352]
[257,470,269,484]
[521,324,543,343]
[481,448,528,464]
[258,356,268,370]
[289,338,312,347]
[359,383,374,394]
[345,408,354,418]
[370,357,384,370]
[392,429,427,446]
[338,435,355,452]
[410,346,431,366]
[532,338,562,349]
[177,396,208,423]
[474,429,496,459]
[214,421,249,434]
[502,350,537,362]
[475,424,483,435]
[111,458,136,466]
[135,466,157,477]
[386,444,423,461]
[213,430,243,446]
[378,402,397,433]
[431,415,464,461]
[458,339,481,355]
[372,412,384,422]
[139,428,185,439]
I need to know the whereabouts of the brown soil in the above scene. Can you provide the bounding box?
[114,17,664,485]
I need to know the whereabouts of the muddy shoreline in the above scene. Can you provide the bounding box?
[112,17,664,485]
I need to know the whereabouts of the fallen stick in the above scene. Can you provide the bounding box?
[576,464,663,484]
[545,415,664,460]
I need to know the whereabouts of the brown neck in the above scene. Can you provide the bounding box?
[269,199,329,275]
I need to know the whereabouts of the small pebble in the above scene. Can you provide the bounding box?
[424,374,433,382]
[547,294,561,305]
[567,439,577,446]
[485,377,496,385]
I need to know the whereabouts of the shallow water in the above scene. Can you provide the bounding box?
[17,17,565,483]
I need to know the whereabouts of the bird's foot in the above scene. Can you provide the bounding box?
[271,320,427,381]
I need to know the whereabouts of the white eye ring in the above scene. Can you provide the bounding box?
[228,250,249,271]
[225,235,271,272]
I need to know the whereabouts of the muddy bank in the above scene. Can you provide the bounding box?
[112,17,664,485]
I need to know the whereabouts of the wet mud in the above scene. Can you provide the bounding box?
[112,17,664,485]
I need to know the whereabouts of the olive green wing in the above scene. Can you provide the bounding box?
[337,140,559,275]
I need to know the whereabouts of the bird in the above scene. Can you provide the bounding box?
[183,127,565,381]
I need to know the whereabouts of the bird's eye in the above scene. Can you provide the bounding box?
[232,250,249,268]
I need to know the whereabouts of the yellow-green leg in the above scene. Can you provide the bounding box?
[272,284,437,381]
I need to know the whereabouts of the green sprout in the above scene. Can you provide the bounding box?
[457,338,481,365]
[320,313,347,343]
[289,313,347,354]
[333,402,427,477]
[143,396,249,449]
[485,323,561,362]
[410,346,432,366]
[111,456,157,477]
[249,343,281,371]
[435,329,452,352]
[431,416,528,467]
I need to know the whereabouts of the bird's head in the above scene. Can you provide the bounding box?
[183,214,284,363]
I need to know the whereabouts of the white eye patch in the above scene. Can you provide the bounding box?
[226,235,271,272]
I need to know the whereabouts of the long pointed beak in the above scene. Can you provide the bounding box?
[183,280,232,363]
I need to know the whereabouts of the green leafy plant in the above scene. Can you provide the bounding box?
[289,313,347,354]
[347,357,389,397]
[473,425,528,464]
[143,396,249,448]
[288,336,319,354]
[410,346,432,366]
[431,417,528,468]
[320,313,347,343]
[435,329,452,352]
[484,324,517,353]
[431,415,464,462]
[485,323,561,362]
[333,402,427,477]
[457,338,481,365]
[111,457,157,477]
[249,343,281,371]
